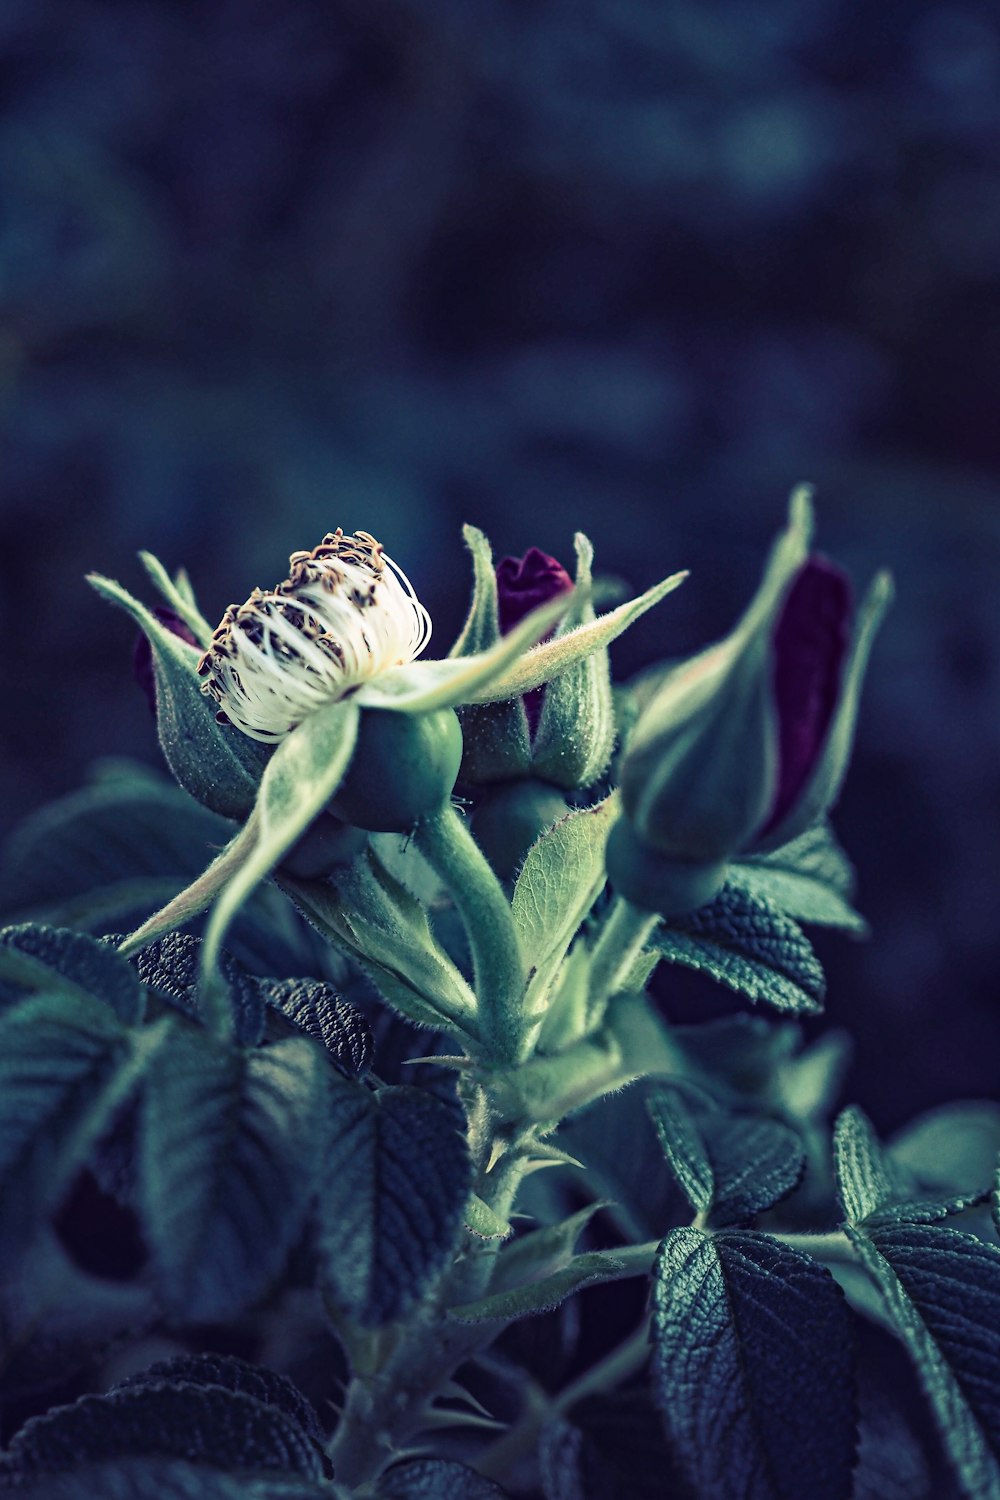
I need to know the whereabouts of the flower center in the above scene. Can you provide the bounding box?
[197,529,432,742]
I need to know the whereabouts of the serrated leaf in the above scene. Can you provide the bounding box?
[648,1088,806,1225]
[87,573,270,819]
[657,878,825,1015]
[734,820,866,933]
[4,1460,331,1500]
[448,1247,631,1324]
[319,1076,471,1326]
[0,923,142,1023]
[0,1380,327,1480]
[651,1228,856,1500]
[833,1106,976,1228]
[378,1458,510,1498]
[0,992,164,1258]
[135,931,264,1044]
[140,1029,323,1320]
[848,1223,1000,1500]
[111,1354,325,1447]
[259,977,373,1075]
[513,795,616,1017]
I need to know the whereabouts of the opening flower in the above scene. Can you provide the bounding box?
[496,547,574,733]
[196,530,433,743]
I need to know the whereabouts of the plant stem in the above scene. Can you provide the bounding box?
[773,1230,859,1265]
[476,1318,652,1481]
[586,893,659,1018]
[416,802,525,1063]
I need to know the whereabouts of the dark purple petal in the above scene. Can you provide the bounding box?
[496,547,574,635]
[759,558,852,836]
[133,607,198,714]
[496,548,573,733]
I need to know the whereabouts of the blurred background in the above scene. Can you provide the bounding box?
[1,0,998,1130]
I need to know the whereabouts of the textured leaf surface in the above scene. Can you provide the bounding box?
[135,931,264,1044]
[734,821,865,933]
[513,796,616,1010]
[0,923,142,1022]
[559,1084,680,1242]
[111,1354,325,1446]
[0,992,155,1254]
[448,1247,630,1324]
[657,878,825,1015]
[652,1228,856,1500]
[259,977,372,1075]
[4,1460,331,1500]
[319,1076,471,1325]
[850,1223,1000,1500]
[140,1029,322,1319]
[646,1088,714,1216]
[833,1106,977,1228]
[0,1381,327,1480]
[378,1458,509,1497]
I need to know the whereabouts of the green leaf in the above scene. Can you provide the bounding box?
[0,993,165,1258]
[449,524,502,656]
[199,697,360,998]
[648,1088,806,1225]
[279,848,479,1038]
[0,1379,327,1481]
[656,877,826,1015]
[734,820,866,933]
[259,977,373,1075]
[558,1083,680,1243]
[833,1106,979,1228]
[112,1353,325,1447]
[889,1101,1000,1199]
[465,1193,512,1240]
[448,1248,632,1324]
[487,1202,609,1295]
[87,573,270,819]
[0,923,142,1023]
[848,1223,1000,1500]
[139,1029,323,1320]
[134,931,264,1045]
[513,794,617,1019]
[319,1076,472,1326]
[3,1461,331,1500]
[378,1458,510,1498]
[651,1228,856,1500]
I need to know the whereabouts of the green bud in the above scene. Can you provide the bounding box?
[330,707,463,832]
[530,534,617,790]
[604,816,729,915]
[470,778,570,880]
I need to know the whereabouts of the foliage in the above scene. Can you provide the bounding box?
[0,504,996,1500]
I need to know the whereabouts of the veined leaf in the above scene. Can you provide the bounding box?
[378,1458,510,1498]
[0,923,142,1023]
[87,574,269,819]
[651,1228,856,1500]
[111,1353,325,1446]
[513,795,617,1018]
[134,931,264,1045]
[2,1461,331,1500]
[0,1379,327,1481]
[259,977,373,1075]
[319,1075,471,1326]
[648,1087,805,1225]
[734,820,866,933]
[657,877,826,1015]
[833,1106,979,1228]
[0,992,165,1258]
[848,1223,1000,1500]
[139,1029,323,1320]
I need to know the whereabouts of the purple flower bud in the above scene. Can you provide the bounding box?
[496,548,574,731]
[759,558,852,838]
[133,608,198,714]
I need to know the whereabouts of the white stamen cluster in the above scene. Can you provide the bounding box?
[197,530,432,742]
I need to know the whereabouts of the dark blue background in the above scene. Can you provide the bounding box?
[2,0,999,1128]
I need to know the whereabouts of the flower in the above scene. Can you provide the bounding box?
[196,530,433,743]
[495,547,574,734]
[609,490,891,912]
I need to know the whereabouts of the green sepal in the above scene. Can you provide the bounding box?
[138,550,214,648]
[447,1247,635,1324]
[88,573,269,819]
[530,534,617,789]
[449,524,502,657]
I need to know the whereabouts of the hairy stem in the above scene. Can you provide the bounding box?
[415,802,525,1063]
[586,893,659,1019]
